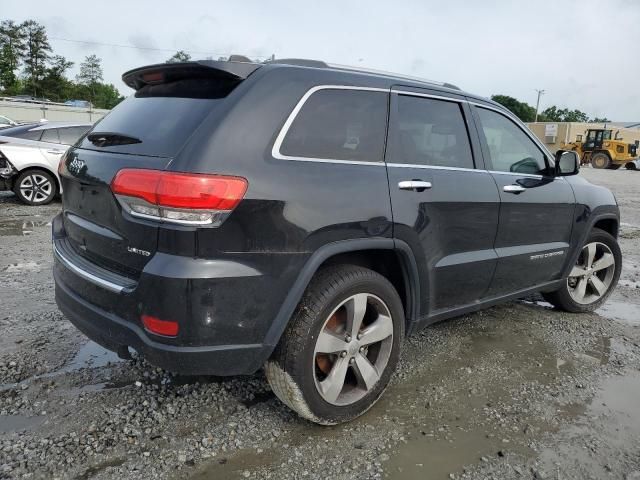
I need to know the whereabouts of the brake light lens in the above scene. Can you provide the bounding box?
[111,169,248,226]
[141,315,179,337]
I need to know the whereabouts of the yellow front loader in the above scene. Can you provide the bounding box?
[562,128,639,169]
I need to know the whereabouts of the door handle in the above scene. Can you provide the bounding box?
[47,149,64,155]
[503,184,526,194]
[398,180,432,191]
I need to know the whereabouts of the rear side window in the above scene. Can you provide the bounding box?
[80,77,239,158]
[279,89,387,162]
[388,95,474,169]
[59,126,90,145]
[40,128,60,144]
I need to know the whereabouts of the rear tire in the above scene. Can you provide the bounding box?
[265,265,404,425]
[13,169,57,205]
[609,163,621,170]
[590,153,611,169]
[543,228,621,313]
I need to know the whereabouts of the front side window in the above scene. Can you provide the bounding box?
[388,95,474,169]
[477,108,548,175]
[279,89,387,162]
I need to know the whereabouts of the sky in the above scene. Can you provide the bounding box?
[3,0,639,120]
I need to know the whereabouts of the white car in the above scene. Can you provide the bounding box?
[0,115,17,128]
[0,122,91,205]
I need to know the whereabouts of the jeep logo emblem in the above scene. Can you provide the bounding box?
[68,157,86,174]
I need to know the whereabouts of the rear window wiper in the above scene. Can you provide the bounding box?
[87,132,142,147]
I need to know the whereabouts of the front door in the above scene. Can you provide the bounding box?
[385,88,500,318]
[471,104,575,296]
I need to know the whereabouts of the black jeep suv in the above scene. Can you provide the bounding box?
[53,59,621,424]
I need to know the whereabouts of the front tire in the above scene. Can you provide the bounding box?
[265,265,404,425]
[591,153,611,169]
[13,169,57,205]
[543,228,621,313]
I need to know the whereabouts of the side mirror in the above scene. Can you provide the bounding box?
[576,134,583,142]
[555,150,580,176]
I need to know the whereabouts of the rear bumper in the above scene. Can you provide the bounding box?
[51,213,306,376]
[55,274,269,375]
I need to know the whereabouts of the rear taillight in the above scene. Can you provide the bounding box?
[141,315,179,337]
[111,169,248,226]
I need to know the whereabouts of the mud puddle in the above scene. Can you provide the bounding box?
[189,447,283,480]
[379,317,612,479]
[0,341,123,392]
[597,299,640,326]
[0,217,51,236]
[538,372,640,478]
[0,414,46,433]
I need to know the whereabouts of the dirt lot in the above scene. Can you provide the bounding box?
[0,168,639,480]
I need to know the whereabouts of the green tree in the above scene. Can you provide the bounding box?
[76,54,103,104]
[491,95,537,122]
[591,117,610,123]
[0,20,27,93]
[40,55,74,102]
[541,106,590,123]
[21,20,51,97]
[92,83,124,109]
[166,50,191,63]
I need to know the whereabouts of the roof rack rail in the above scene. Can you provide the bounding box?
[327,63,460,90]
[265,58,329,68]
[263,57,461,91]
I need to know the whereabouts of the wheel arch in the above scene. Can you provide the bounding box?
[262,238,420,357]
[561,211,619,279]
[593,217,619,238]
[15,165,60,194]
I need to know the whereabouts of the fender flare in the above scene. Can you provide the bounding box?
[261,237,421,354]
[561,208,619,279]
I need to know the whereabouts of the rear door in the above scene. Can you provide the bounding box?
[38,128,66,171]
[385,87,500,316]
[59,68,241,277]
[470,103,575,296]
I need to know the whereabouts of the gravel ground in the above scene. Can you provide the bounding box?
[0,167,639,480]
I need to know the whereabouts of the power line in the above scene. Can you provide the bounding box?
[49,36,269,59]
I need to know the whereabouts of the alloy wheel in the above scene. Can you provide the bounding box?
[19,173,53,204]
[567,241,616,304]
[313,293,394,406]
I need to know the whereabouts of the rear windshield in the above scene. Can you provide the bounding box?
[0,124,42,141]
[79,77,238,158]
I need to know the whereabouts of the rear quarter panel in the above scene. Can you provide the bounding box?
[166,67,394,347]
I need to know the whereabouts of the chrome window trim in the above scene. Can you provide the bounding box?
[488,170,543,179]
[386,163,486,173]
[271,85,389,166]
[391,89,466,103]
[53,242,128,293]
[489,170,567,182]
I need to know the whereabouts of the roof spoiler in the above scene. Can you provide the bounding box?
[122,60,262,90]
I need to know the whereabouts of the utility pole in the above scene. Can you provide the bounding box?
[534,89,545,122]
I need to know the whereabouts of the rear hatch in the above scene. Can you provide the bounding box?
[59,61,257,278]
